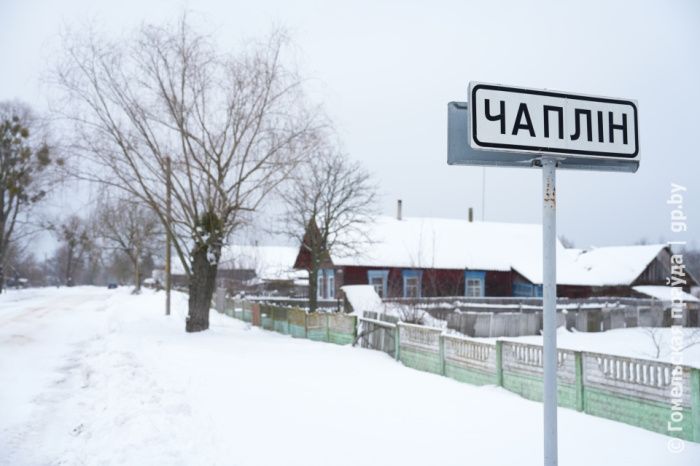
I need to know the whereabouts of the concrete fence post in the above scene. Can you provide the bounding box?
[395,324,401,361]
[496,340,503,387]
[575,351,584,413]
[439,334,446,376]
[692,368,700,443]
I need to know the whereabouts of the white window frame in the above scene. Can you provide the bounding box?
[327,274,335,299]
[466,278,483,297]
[404,276,420,298]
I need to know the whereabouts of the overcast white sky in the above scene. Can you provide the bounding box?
[1,0,699,250]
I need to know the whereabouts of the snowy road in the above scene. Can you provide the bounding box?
[0,286,699,465]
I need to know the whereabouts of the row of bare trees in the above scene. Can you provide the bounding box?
[43,13,379,331]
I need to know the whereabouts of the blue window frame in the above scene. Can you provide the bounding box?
[402,270,423,298]
[465,271,486,297]
[367,270,389,298]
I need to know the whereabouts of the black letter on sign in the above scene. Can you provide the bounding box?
[485,99,506,134]
[512,103,536,137]
[570,109,592,142]
[597,111,604,143]
[609,112,628,144]
[543,106,564,139]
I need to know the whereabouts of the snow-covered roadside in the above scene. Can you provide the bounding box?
[1,287,699,465]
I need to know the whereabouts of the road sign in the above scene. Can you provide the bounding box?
[470,82,639,158]
[448,82,640,173]
[447,81,641,466]
[448,102,639,172]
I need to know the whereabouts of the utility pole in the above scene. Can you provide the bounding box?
[165,156,171,316]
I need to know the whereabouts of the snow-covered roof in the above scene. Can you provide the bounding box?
[329,216,594,286]
[632,285,700,303]
[219,245,306,283]
[341,285,384,316]
[569,244,666,286]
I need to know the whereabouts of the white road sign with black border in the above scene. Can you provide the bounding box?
[469,82,639,160]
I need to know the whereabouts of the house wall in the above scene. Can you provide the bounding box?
[486,271,512,297]
[337,265,514,298]
[557,285,591,299]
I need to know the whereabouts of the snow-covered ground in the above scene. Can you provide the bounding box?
[1,286,699,465]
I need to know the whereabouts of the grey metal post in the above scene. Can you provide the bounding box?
[542,158,558,465]
[165,156,172,316]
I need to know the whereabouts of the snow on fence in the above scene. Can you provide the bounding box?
[220,294,700,443]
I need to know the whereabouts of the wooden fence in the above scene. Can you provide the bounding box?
[356,312,399,357]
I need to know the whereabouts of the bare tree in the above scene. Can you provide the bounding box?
[97,196,162,293]
[282,146,379,312]
[53,215,92,286]
[51,14,325,331]
[640,326,700,359]
[0,101,61,292]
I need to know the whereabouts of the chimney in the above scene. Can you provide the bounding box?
[468,207,473,223]
[397,200,403,221]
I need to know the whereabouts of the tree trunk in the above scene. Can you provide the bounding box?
[134,246,140,293]
[66,246,73,286]
[186,245,219,332]
[308,267,318,313]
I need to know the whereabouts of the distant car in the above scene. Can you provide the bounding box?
[108,282,118,289]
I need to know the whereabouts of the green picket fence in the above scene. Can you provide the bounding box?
[227,299,355,346]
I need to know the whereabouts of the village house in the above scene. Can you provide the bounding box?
[293,212,698,301]
[567,244,698,297]
[293,213,594,300]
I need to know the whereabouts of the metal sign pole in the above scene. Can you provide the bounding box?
[449,81,640,466]
[542,157,558,465]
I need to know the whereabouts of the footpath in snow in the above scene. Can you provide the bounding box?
[1,286,699,465]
